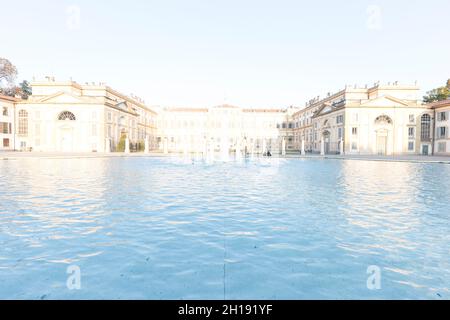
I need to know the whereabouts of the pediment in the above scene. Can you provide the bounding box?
[322,106,333,114]
[360,95,410,107]
[315,102,338,117]
[36,92,96,104]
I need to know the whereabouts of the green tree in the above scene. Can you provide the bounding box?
[0,58,32,99]
[423,79,450,103]
[117,133,127,152]
[0,57,18,87]
[19,80,32,99]
[138,140,145,152]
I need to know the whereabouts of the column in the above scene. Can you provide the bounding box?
[125,137,130,154]
[301,140,305,156]
[105,138,111,153]
[144,136,149,154]
[320,139,325,156]
[163,138,169,154]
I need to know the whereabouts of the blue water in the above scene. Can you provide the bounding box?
[0,157,449,300]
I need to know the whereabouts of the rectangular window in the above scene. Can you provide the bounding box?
[409,114,415,123]
[408,127,415,139]
[1,122,11,134]
[352,142,358,150]
[352,127,358,135]
[438,127,447,139]
[35,124,41,136]
[338,128,343,139]
[408,142,415,151]
[92,124,97,136]
[336,115,344,124]
[438,142,446,153]
[3,138,9,147]
[2,107,8,116]
[438,112,447,122]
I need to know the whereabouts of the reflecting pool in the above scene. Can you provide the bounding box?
[0,157,449,299]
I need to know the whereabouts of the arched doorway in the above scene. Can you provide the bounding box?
[322,130,331,154]
[59,126,74,152]
[57,111,76,152]
[374,115,393,155]
[375,129,388,155]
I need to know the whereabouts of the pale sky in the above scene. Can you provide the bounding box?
[2,0,449,108]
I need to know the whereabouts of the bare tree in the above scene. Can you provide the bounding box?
[0,57,18,87]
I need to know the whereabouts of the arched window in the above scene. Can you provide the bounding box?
[18,110,28,136]
[58,111,76,121]
[421,114,431,141]
[375,115,393,125]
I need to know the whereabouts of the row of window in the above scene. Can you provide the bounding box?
[350,140,417,152]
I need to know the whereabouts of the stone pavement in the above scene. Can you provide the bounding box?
[1,151,450,164]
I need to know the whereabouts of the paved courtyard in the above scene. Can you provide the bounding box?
[1,151,450,164]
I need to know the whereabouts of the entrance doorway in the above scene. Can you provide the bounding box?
[322,130,331,155]
[376,134,387,155]
[60,128,74,152]
[422,145,429,156]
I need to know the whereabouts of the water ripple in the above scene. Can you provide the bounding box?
[0,157,449,299]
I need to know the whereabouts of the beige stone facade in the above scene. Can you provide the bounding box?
[12,78,158,152]
[156,105,298,155]
[2,78,445,157]
[292,83,433,156]
[0,94,18,151]
[430,100,450,156]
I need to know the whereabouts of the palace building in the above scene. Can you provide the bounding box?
[10,78,158,153]
[292,82,433,156]
[1,78,445,157]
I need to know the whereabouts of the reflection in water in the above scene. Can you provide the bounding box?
[0,157,449,299]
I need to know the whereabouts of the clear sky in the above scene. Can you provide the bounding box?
[2,0,449,108]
